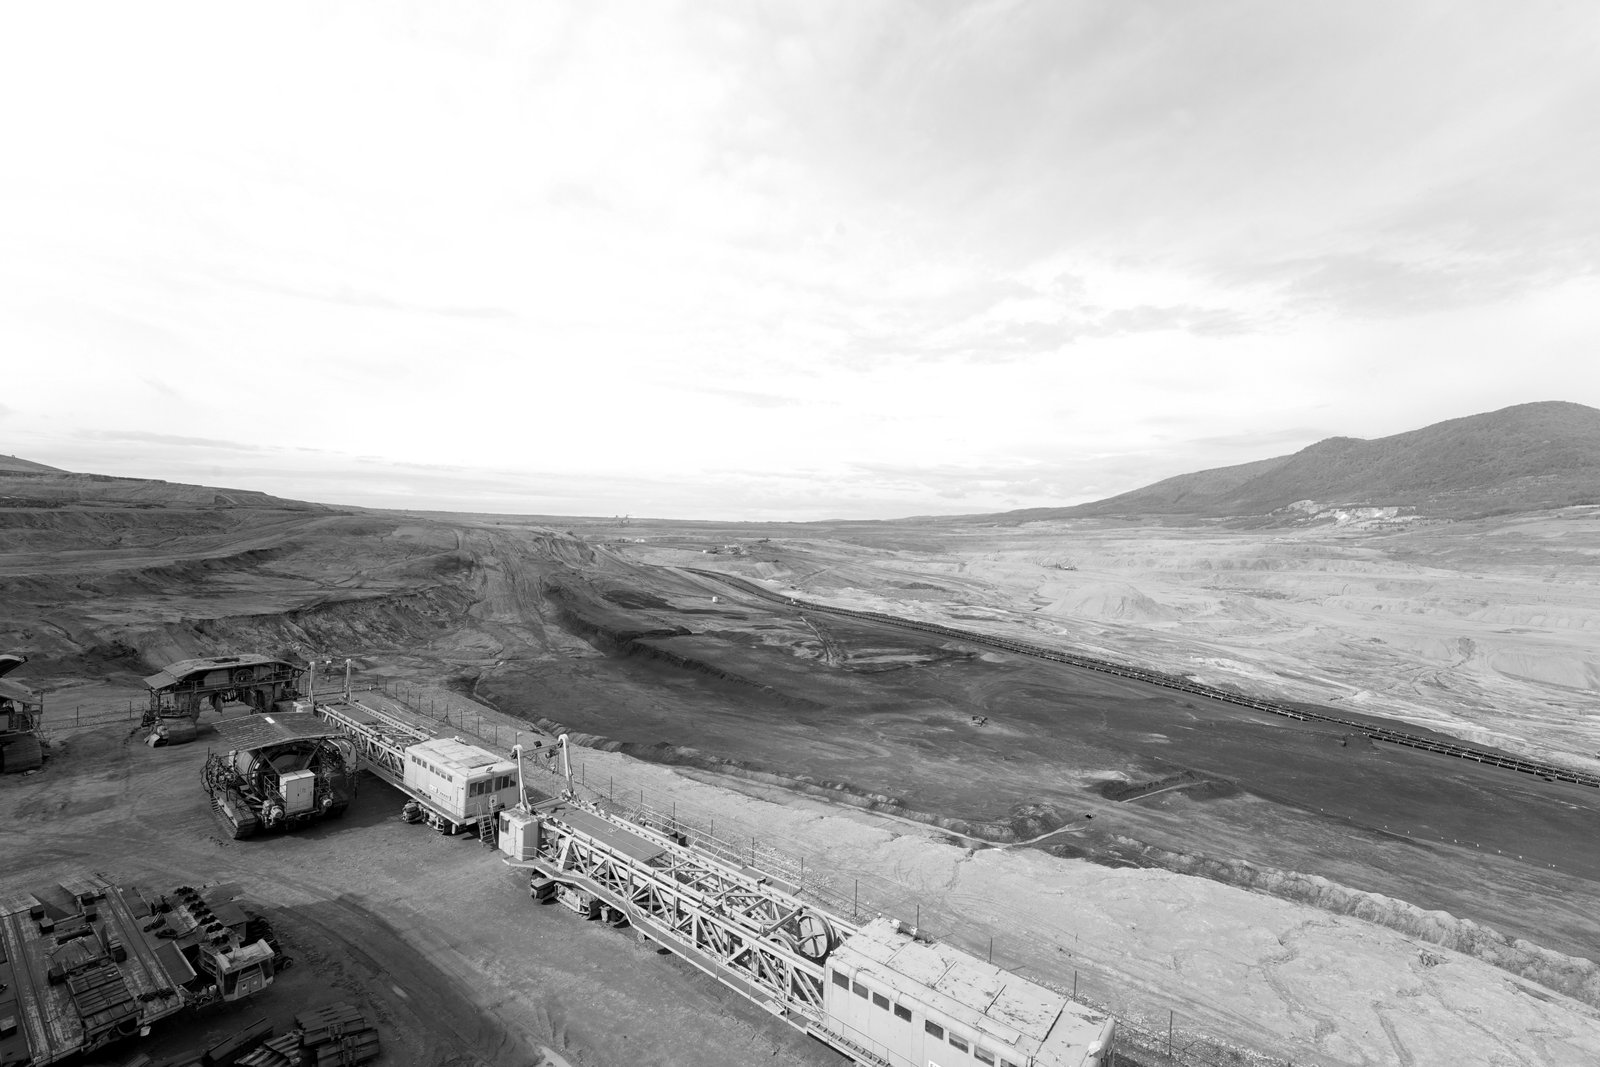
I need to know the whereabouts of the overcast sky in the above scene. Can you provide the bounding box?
[3,2,1597,520]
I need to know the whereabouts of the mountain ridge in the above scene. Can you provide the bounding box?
[1010,401,1600,522]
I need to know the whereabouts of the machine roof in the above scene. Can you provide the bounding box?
[143,655,292,690]
[829,917,1110,1062]
[215,712,343,752]
[410,736,515,776]
[0,677,38,704]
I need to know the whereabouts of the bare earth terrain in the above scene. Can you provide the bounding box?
[5,473,1600,1066]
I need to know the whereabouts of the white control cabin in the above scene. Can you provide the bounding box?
[823,917,1115,1067]
[401,737,518,823]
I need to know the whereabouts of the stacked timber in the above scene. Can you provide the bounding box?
[236,1033,306,1067]
[204,1018,273,1067]
[230,1004,379,1067]
[296,1004,381,1067]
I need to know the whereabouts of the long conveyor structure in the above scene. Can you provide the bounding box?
[498,776,1116,1067]
[315,699,429,790]
[512,798,836,1014]
[311,698,518,835]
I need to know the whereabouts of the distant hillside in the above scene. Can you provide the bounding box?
[0,467,328,512]
[1021,401,1600,521]
[0,454,68,474]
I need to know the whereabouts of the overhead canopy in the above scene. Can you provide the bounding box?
[0,677,38,705]
[144,655,294,692]
[214,712,343,753]
[0,652,25,679]
[143,670,180,691]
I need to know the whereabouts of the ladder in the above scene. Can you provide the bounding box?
[477,803,497,847]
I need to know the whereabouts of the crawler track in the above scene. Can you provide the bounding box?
[687,568,1600,790]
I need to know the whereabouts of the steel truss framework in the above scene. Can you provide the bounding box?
[317,700,497,831]
[532,806,843,1019]
[316,701,426,785]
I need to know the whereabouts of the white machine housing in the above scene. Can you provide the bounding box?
[278,768,317,815]
[401,737,518,823]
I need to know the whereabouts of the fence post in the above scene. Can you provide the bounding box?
[1168,1011,1173,1057]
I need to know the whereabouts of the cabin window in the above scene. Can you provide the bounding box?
[893,1003,911,1022]
[925,1021,944,1039]
[832,972,849,989]
[948,1034,969,1053]
[975,1048,995,1065]
[852,982,868,999]
[872,992,889,1010]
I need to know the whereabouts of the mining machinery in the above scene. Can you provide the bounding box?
[0,652,43,773]
[0,875,280,1067]
[201,712,355,839]
[495,737,1117,1067]
[141,655,302,745]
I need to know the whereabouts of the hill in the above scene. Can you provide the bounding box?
[0,466,327,513]
[1018,401,1600,522]
[0,454,68,474]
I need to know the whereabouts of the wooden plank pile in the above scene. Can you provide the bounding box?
[231,1004,380,1067]
[296,1003,381,1067]
[234,1032,301,1067]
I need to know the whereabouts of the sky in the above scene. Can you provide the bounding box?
[2,1,1598,520]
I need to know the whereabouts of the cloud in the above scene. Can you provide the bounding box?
[0,3,1597,520]
[1258,251,1573,320]
[687,386,804,410]
[76,430,270,452]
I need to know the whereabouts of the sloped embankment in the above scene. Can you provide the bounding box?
[1086,836,1600,1009]
[46,584,480,681]
[525,709,1600,1011]
[523,712,1082,843]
